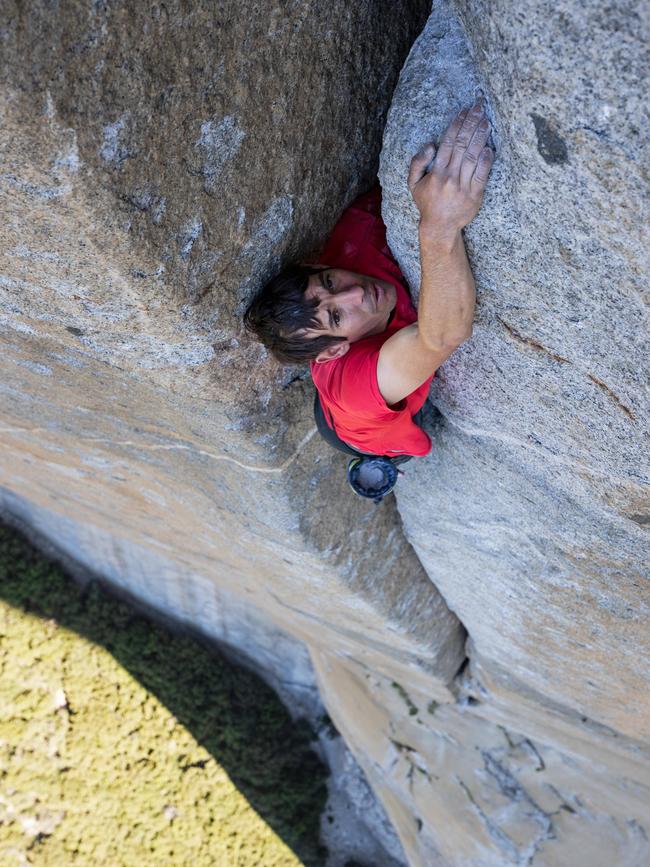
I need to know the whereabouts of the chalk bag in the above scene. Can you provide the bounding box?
[346,456,399,504]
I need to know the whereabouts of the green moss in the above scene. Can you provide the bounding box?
[0,522,328,866]
[390,682,419,717]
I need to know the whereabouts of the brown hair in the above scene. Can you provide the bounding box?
[243,264,346,364]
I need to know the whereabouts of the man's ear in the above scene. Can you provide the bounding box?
[314,341,350,364]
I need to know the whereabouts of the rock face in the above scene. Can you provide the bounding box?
[381,0,649,742]
[313,649,650,867]
[0,2,449,863]
[0,0,468,682]
[374,0,650,862]
[1,0,649,865]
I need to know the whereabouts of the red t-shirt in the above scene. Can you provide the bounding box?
[310,187,433,457]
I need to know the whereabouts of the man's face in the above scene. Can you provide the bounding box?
[304,268,397,361]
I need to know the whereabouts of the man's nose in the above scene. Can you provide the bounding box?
[334,284,365,305]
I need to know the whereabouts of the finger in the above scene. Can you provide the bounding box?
[448,102,486,174]
[470,146,494,194]
[434,107,469,170]
[408,143,435,189]
[459,116,491,189]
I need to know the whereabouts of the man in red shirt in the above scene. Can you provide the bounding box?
[244,101,493,461]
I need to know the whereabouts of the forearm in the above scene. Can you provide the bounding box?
[406,99,492,354]
[416,224,476,352]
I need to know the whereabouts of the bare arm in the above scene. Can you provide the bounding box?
[377,101,493,406]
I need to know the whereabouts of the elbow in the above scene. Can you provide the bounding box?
[421,325,473,354]
[455,324,473,347]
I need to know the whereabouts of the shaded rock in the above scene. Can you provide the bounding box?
[1,0,465,687]
[0,2,464,863]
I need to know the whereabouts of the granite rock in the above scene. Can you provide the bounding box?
[381,0,649,740]
[371,0,650,861]
[0,2,463,863]
[2,0,649,864]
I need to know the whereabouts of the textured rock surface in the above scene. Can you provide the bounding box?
[373,0,650,862]
[381,0,649,739]
[0,0,464,692]
[312,649,650,867]
[0,1,461,862]
[1,0,649,865]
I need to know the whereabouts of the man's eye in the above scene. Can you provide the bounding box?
[332,310,341,327]
[325,274,334,290]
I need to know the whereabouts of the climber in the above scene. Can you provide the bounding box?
[244,100,493,497]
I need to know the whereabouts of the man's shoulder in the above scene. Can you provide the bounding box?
[312,332,389,407]
[311,285,417,391]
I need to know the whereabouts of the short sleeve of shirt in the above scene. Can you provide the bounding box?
[328,340,395,419]
[316,334,431,456]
